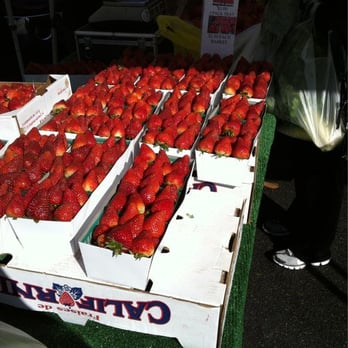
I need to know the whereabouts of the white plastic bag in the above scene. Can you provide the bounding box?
[269,15,346,151]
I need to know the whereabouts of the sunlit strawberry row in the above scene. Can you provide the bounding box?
[196,95,266,158]
[0,128,127,221]
[141,86,211,150]
[223,57,272,98]
[92,144,191,258]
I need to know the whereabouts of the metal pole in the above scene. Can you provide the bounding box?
[48,0,58,64]
[4,0,25,80]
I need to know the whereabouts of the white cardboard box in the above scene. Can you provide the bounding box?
[0,75,72,139]
[2,136,134,264]
[0,186,246,348]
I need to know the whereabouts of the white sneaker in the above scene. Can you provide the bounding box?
[273,249,331,270]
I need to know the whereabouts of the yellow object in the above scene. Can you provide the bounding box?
[157,15,201,59]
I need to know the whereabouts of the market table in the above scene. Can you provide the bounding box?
[0,113,276,348]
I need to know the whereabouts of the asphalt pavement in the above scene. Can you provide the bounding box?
[243,179,347,348]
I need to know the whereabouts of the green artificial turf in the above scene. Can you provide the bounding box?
[0,114,276,348]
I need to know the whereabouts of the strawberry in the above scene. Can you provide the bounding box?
[71,130,97,150]
[27,162,44,183]
[133,100,151,123]
[156,129,176,149]
[0,191,14,218]
[110,118,126,139]
[92,224,110,247]
[12,172,31,194]
[147,114,163,131]
[64,161,81,178]
[125,119,143,139]
[82,169,99,193]
[222,120,241,137]
[48,184,64,206]
[151,198,175,221]
[142,129,159,145]
[146,90,163,107]
[71,183,89,206]
[25,127,42,142]
[170,155,191,176]
[0,155,23,174]
[156,184,178,202]
[119,192,145,223]
[109,191,128,213]
[26,188,53,221]
[196,133,218,153]
[174,124,199,150]
[136,143,157,166]
[105,227,133,255]
[52,99,69,115]
[64,117,88,134]
[214,136,234,157]
[139,178,161,206]
[99,206,119,228]
[53,131,68,156]
[142,210,167,238]
[6,193,26,218]
[164,170,185,190]
[232,137,252,159]
[38,150,55,172]
[70,144,91,162]
[53,201,80,221]
[131,232,158,258]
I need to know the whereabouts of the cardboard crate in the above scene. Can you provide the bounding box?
[0,186,246,348]
[0,75,72,139]
[1,135,134,265]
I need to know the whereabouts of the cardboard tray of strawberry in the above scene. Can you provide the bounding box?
[0,75,72,140]
[223,56,272,103]
[0,127,134,264]
[139,86,214,159]
[195,94,266,187]
[79,143,194,290]
[40,69,165,143]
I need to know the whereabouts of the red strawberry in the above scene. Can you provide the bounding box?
[105,227,133,255]
[118,192,145,222]
[110,118,126,139]
[142,129,159,145]
[48,184,64,205]
[222,120,241,137]
[232,137,252,159]
[26,188,53,221]
[92,224,110,246]
[38,150,55,172]
[53,201,80,221]
[174,124,199,150]
[156,129,176,149]
[196,133,218,153]
[142,210,167,238]
[71,183,89,206]
[6,193,26,218]
[71,130,97,150]
[27,162,44,183]
[170,155,191,176]
[109,191,128,213]
[70,145,91,162]
[139,178,161,206]
[151,198,175,221]
[0,155,23,174]
[214,136,234,157]
[12,172,31,194]
[164,170,185,190]
[131,232,158,258]
[0,191,14,218]
[99,206,119,228]
[53,131,68,156]
[125,119,143,139]
[82,169,99,193]
[156,184,178,202]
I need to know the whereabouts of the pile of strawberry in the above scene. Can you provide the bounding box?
[223,56,272,99]
[42,68,163,139]
[135,65,185,90]
[0,127,127,221]
[0,83,36,113]
[92,144,191,259]
[141,86,211,150]
[196,95,266,158]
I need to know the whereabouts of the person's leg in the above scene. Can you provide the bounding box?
[287,144,345,263]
